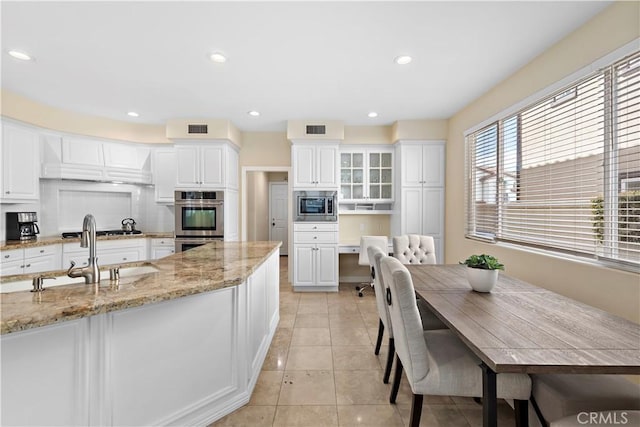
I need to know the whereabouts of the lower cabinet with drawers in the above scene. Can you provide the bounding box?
[292,222,339,292]
[62,239,147,269]
[1,244,62,276]
[149,238,175,260]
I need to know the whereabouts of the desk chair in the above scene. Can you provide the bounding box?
[380,255,531,427]
[355,236,388,297]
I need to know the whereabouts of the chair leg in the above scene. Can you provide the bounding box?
[374,319,384,355]
[410,394,424,427]
[514,399,529,427]
[389,354,403,404]
[383,337,395,384]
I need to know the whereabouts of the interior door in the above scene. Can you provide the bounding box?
[269,182,289,255]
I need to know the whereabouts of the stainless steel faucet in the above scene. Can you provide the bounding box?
[67,214,100,284]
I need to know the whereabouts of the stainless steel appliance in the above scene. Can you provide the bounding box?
[293,190,337,222]
[174,190,224,252]
[174,237,222,253]
[5,212,40,241]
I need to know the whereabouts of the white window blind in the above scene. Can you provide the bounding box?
[466,51,640,269]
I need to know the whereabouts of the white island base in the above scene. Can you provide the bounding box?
[1,249,279,426]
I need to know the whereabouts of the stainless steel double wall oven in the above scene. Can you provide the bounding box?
[174,190,224,252]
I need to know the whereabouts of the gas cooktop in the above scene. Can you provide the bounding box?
[61,230,143,239]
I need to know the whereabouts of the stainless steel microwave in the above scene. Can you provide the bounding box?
[293,191,337,222]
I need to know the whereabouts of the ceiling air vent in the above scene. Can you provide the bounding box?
[188,124,208,134]
[306,125,326,135]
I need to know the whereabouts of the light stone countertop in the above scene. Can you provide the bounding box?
[1,241,282,335]
[0,232,174,251]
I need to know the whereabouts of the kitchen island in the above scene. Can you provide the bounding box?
[1,241,281,426]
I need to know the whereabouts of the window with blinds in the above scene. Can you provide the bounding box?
[465,51,640,269]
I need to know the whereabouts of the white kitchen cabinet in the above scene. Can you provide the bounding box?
[150,238,175,259]
[291,143,339,189]
[1,122,40,203]
[293,222,338,291]
[392,141,445,262]
[339,147,393,203]
[62,239,146,268]
[224,189,239,241]
[153,148,177,203]
[399,142,445,187]
[0,245,62,276]
[175,143,238,189]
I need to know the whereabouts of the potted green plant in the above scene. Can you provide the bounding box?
[459,254,504,292]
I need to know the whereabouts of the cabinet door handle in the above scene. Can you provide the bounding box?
[122,257,127,261]
[4,255,9,259]
[25,264,31,268]
[40,249,45,253]
[5,191,9,194]
[313,236,317,239]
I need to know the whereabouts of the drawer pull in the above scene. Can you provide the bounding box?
[122,257,127,261]
[4,255,9,259]
[40,249,45,253]
[25,264,31,268]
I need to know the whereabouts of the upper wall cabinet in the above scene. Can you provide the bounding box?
[0,122,40,203]
[175,142,238,190]
[291,142,339,189]
[153,148,177,203]
[339,147,393,204]
[41,135,151,184]
[399,142,445,187]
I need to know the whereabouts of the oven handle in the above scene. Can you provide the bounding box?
[175,201,224,206]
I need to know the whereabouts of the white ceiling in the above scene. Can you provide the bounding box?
[1,1,611,132]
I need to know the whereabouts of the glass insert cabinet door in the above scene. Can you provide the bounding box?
[341,152,364,200]
[369,152,393,200]
[339,150,393,202]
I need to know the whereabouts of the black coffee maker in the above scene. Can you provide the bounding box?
[5,212,40,241]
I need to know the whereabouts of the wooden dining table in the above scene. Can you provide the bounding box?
[407,264,640,427]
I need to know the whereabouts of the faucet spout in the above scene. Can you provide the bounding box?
[68,214,100,284]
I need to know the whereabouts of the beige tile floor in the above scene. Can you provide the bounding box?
[211,257,517,427]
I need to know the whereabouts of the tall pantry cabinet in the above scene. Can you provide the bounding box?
[290,141,340,292]
[391,141,445,263]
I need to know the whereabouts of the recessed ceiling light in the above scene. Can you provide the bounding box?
[368,112,378,118]
[248,110,260,117]
[394,55,412,65]
[8,50,32,61]
[210,52,227,63]
[127,111,139,117]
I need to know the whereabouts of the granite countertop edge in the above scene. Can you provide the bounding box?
[1,241,282,335]
[1,232,175,251]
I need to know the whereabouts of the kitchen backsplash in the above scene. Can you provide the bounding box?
[1,180,174,241]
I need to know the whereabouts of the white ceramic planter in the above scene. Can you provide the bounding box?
[466,267,499,292]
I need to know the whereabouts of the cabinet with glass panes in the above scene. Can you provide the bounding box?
[339,148,393,204]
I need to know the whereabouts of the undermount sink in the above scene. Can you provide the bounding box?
[0,265,159,293]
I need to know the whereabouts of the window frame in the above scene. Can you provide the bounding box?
[464,46,640,272]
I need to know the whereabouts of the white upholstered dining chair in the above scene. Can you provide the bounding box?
[392,234,446,330]
[379,255,532,427]
[530,374,640,427]
[369,245,449,384]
